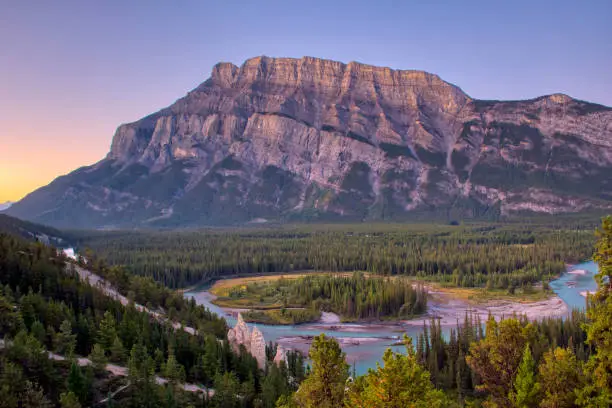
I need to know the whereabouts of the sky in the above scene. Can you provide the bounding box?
[1,0,611,202]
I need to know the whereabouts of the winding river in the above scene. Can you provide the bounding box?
[185,261,598,374]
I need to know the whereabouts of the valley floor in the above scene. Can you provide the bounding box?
[206,271,567,327]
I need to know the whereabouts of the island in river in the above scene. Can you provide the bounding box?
[184,262,596,374]
[209,272,428,325]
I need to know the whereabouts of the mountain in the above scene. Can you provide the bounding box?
[0,201,12,211]
[0,213,68,246]
[7,56,612,228]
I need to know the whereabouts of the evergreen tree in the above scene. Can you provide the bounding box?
[0,294,22,337]
[67,361,88,404]
[60,391,82,408]
[467,317,534,407]
[162,348,186,386]
[291,334,349,408]
[127,343,159,408]
[20,380,53,408]
[346,336,451,407]
[539,347,582,408]
[98,311,117,351]
[110,336,126,363]
[212,372,240,408]
[577,216,612,407]
[0,360,24,408]
[262,362,290,408]
[89,343,108,374]
[54,319,77,356]
[509,345,539,408]
[29,320,46,345]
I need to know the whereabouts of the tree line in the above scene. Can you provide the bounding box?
[284,273,427,319]
[71,222,595,290]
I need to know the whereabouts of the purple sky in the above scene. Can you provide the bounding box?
[1,0,611,201]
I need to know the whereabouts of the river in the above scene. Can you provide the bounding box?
[184,261,597,374]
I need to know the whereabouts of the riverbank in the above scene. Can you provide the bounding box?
[207,272,433,324]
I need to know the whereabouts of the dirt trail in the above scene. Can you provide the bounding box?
[48,350,213,396]
[73,265,197,335]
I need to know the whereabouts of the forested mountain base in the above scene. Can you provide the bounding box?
[0,233,305,407]
[72,221,597,290]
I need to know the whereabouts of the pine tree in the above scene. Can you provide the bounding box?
[89,343,108,374]
[109,336,126,363]
[346,336,451,408]
[162,348,186,386]
[54,319,77,356]
[577,216,612,407]
[29,320,46,345]
[291,334,349,408]
[67,361,87,404]
[467,317,533,407]
[212,372,240,408]
[539,347,582,408]
[98,311,117,351]
[21,380,52,408]
[60,391,82,408]
[510,345,539,408]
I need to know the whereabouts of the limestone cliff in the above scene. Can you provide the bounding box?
[8,56,612,228]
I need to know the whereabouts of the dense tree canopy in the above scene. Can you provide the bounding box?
[72,222,596,289]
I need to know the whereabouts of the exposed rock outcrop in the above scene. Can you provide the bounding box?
[227,314,267,369]
[7,56,612,228]
[273,345,287,365]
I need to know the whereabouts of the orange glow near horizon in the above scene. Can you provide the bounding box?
[0,118,111,202]
[0,146,106,202]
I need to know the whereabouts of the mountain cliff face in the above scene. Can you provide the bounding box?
[8,56,612,228]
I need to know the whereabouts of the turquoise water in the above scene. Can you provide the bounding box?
[184,261,598,374]
[549,261,598,310]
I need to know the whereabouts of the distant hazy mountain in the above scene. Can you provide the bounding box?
[0,214,68,246]
[7,56,612,228]
[0,202,12,212]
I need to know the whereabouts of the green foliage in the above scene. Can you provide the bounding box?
[60,391,82,408]
[212,372,240,408]
[509,345,539,408]
[467,318,534,407]
[98,311,117,352]
[234,273,426,321]
[110,336,126,363]
[242,308,321,325]
[161,348,186,385]
[0,232,305,407]
[538,347,582,408]
[21,380,53,408]
[67,362,88,404]
[346,337,452,407]
[72,222,596,290]
[0,294,23,337]
[54,319,77,356]
[89,343,108,374]
[291,334,349,408]
[577,216,612,406]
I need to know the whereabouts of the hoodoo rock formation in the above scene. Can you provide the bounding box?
[7,56,612,228]
[227,314,267,369]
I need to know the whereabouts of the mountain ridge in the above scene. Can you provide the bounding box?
[7,56,612,228]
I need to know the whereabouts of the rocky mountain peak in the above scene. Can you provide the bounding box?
[7,56,612,228]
